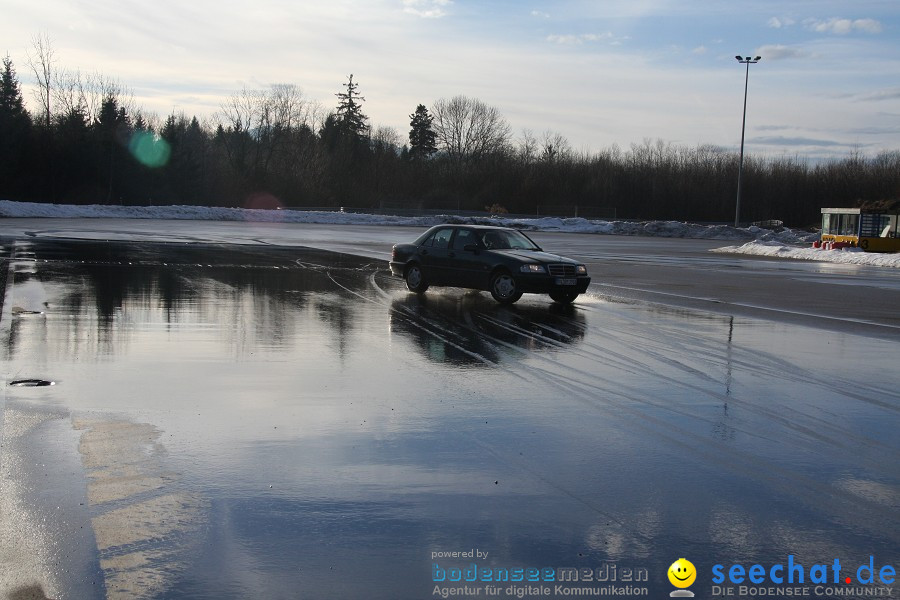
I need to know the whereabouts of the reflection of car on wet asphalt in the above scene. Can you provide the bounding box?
[389,225,591,304]
[388,293,587,366]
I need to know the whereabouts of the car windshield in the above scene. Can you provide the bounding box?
[480,229,540,250]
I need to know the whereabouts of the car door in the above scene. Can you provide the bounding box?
[446,228,488,288]
[417,227,454,285]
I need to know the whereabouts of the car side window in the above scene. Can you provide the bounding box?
[451,229,476,250]
[432,228,453,250]
[420,231,437,247]
[482,231,508,250]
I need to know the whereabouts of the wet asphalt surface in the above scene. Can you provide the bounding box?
[0,234,898,599]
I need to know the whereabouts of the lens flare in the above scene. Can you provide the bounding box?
[244,192,283,211]
[129,131,171,168]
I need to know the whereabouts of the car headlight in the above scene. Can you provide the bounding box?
[520,264,545,273]
[576,265,587,275]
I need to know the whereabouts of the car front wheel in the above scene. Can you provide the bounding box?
[405,264,429,293]
[549,290,579,304]
[490,271,522,304]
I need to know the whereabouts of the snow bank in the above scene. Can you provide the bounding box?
[712,241,900,268]
[0,199,817,244]
[516,217,818,244]
[0,200,447,227]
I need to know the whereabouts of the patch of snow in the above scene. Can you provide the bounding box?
[712,241,900,268]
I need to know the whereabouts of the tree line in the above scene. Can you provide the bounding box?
[2,45,898,227]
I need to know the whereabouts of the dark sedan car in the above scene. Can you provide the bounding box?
[389,225,590,304]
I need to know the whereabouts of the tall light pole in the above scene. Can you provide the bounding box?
[734,55,760,228]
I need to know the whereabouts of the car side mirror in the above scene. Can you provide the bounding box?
[463,244,479,253]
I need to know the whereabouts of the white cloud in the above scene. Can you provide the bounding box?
[767,16,795,29]
[546,32,616,45]
[546,34,578,44]
[755,44,812,61]
[804,17,883,35]
[692,46,707,55]
[581,32,614,42]
[531,10,550,19]
[856,87,900,102]
[402,0,452,19]
[853,18,884,34]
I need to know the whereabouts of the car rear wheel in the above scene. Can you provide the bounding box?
[490,271,522,304]
[405,264,429,293]
[549,290,579,304]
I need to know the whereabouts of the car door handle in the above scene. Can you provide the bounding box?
[448,251,456,257]
[420,249,428,255]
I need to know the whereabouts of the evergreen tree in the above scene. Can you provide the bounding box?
[53,105,94,202]
[334,74,369,145]
[408,104,436,159]
[0,55,32,198]
[95,94,131,202]
[162,115,206,204]
[0,56,30,126]
[318,113,342,152]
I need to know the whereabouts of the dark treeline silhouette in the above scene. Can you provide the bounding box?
[2,53,898,227]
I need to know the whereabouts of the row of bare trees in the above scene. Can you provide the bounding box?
[2,39,899,226]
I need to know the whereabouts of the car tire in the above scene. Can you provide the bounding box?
[405,263,429,293]
[489,270,522,304]
[549,290,579,304]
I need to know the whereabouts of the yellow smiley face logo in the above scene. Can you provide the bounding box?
[668,558,696,588]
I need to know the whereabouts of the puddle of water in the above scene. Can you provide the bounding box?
[1,240,898,599]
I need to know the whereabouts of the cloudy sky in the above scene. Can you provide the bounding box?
[3,0,899,160]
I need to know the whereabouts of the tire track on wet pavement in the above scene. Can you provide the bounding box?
[355,268,900,541]
[370,270,898,462]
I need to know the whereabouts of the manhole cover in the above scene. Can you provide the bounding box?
[8,379,56,387]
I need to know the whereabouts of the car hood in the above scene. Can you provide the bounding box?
[492,250,578,264]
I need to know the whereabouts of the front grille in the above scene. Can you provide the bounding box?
[548,264,576,278]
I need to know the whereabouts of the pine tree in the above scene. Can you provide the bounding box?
[53,105,93,202]
[95,94,131,202]
[0,56,33,198]
[0,56,29,125]
[408,104,436,159]
[334,74,369,145]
